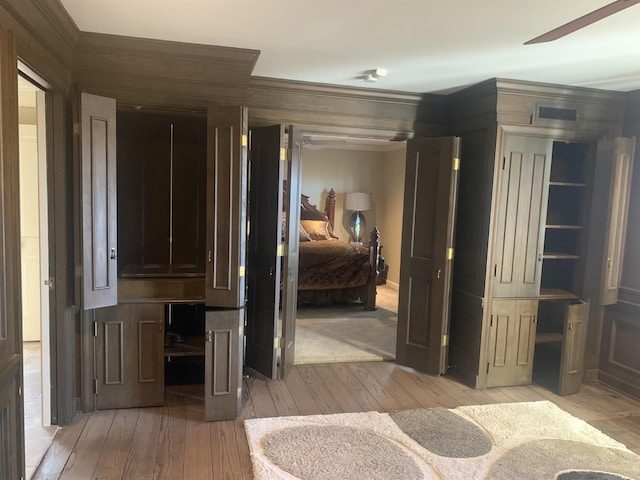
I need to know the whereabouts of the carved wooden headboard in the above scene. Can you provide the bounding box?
[301,188,336,230]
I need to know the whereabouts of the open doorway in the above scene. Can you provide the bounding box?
[293,135,406,365]
[18,74,57,478]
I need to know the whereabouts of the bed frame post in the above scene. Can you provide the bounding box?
[325,188,336,230]
[365,227,380,311]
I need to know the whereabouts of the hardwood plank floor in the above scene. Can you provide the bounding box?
[33,363,640,479]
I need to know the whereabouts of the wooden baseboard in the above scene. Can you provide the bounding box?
[584,368,599,383]
[597,370,640,401]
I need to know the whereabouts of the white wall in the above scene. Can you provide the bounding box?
[301,144,406,286]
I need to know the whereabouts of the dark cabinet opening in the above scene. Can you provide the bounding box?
[164,303,206,385]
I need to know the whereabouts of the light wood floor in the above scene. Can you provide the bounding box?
[33,362,640,480]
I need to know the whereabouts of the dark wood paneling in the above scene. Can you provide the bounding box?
[74,33,258,109]
[599,305,640,399]
[0,0,77,89]
[448,290,484,387]
[248,77,447,138]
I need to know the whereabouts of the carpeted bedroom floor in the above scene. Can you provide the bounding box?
[294,284,398,365]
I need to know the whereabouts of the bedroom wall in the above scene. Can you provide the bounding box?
[300,144,406,287]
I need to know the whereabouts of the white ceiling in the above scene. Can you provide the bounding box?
[58,1,640,94]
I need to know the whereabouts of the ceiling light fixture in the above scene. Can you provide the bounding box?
[363,68,388,84]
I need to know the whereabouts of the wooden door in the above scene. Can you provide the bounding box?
[395,137,460,375]
[0,25,24,479]
[486,299,538,387]
[205,106,248,308]
[245,125,286,379]
[492,135,552,298]
[585,137,635,305]
[81,93,118,310]
[204,309,243,421]
[280,127,302,378]
[94,304,164,409]
[558,300,588,395]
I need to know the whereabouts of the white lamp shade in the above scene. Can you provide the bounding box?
[345,192,371,211]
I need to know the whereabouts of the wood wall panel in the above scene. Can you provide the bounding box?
[74,33,259,109]
[248,77,448,138]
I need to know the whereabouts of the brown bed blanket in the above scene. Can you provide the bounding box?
[297,240,370,291]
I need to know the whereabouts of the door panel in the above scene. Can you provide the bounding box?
[204,309,243,421]
[280,127,302,378]
[205,106,248,308]
[81,93,118,310]
[0,26,24,478]
[585,137,635,305]
[245,125,285,379]
[396,136,460,375]
[486,299,537,387]
[558,300,588,395]
[492,136,552,298]
[95,304,164,409]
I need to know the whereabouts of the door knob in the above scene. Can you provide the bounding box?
[110,248,117,260]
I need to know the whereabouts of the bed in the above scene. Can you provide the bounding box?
[295,189,380,310]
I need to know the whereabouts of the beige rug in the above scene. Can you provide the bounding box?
[294,285,397,365]
[244,401,640,479]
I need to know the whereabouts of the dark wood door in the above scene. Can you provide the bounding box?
[245,125,286,379]
[558,300,588,395]
[94,304,164,409]
[492,135,552,298]
[0,26,24,478]
[395,136,460,375]
[205,106,248,308]
[81,93,118,310]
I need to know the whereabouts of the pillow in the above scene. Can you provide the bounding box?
[300,207,329,222]
[300,220,333,241]
[299,224,311,242]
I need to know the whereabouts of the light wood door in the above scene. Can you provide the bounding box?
[94,304,164,409]
[280,127,302,378]
[492,135,552,298]
[81,93,118,310]
[486,299,538,387]
[204,308,243,421]
[0,26,24,478]
[395,137,460,375]
[585,137,636,305]
[245,125,286,379]
[558,300,588,395]
[205,106,248,308]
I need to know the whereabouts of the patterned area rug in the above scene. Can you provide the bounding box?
[244,401,640,479]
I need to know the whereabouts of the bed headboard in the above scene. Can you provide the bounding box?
[301,188,336,230]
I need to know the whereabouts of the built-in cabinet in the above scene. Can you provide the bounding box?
[87,100,247,420]
[448,80,634,396]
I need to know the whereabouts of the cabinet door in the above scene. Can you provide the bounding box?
[205,106,248,308]
[81,93,118,310]
[558,300,588,395]
[492,136,552,298]
[95,304,164,409]
[486,299,538,387]
[585,137,635,305]
[204,309,243,421]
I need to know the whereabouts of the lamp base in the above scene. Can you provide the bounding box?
[349,210,367,244]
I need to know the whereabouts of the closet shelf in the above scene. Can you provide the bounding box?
[536,332,563,344]
[545,224,583,230]
[548,181,587,188]
[539,289,578,300]
[543,253,579,260]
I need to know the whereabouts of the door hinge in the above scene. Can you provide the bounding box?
[277,243,286,257]
[502,157,506,169]
[447,248,454,260]
[93,378,98,394]
[18,386,22,397]
[93,321,98,337]
[452,157,460,171]
[486,362,490,374]
[239,265,245,278]
[274,337,283,349]
[75,265,83,277]
[239,324,244,337]
[206,331,214,343]
[241,134,248,148]
[280,147,287,162]
[494,264,498,277]
[44,277,55,290]
[490,315,494,327]
[442,334,449,347]
[237,387,242,399]
[73,122,80,136]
